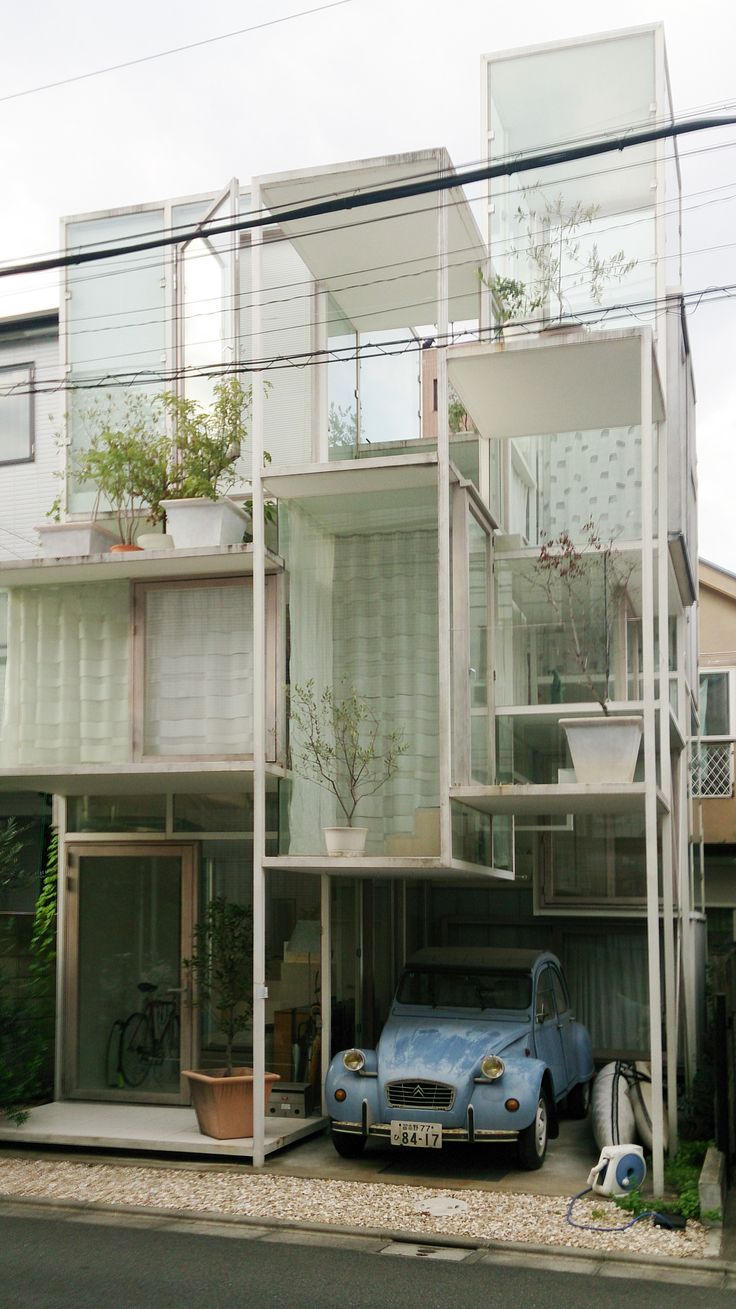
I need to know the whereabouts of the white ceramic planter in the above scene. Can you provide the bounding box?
[161,498,250,549]
[36,521,120,558]
[560,715,643,785]
[137,533,175,550]
[324,826,368,857]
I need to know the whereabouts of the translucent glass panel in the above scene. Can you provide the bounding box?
[541,814,648,904]
[327,295,421,459]
[494,553,642,710]
[487,31,658,324]
[251,237,314,466]
[76,853,183,1095]
[0,583,129,766]
[496,712,645,786]
[142,582,253,757]
[180,192,233,410]
[67,795,167,833]
[0,364,33,463]
[281,485,440,855]
[267,869,321,1082]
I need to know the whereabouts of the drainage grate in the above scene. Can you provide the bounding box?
[381,1242,471,1261]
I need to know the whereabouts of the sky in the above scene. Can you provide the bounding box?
[1,0,735,568]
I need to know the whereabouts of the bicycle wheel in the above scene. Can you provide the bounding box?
[105,1020,124,1089]
[120,1012,151,1087]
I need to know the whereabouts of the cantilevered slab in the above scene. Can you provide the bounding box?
[262,452,438,500]
[257,150,486,329]
[0,761,287,796]
[448,329,665,439]
[0,544,283,588]
[451,782,669,816]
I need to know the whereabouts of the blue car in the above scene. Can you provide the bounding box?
[326,947,594,1170]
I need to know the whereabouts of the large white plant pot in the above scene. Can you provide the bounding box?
[161,498,250,549]
[560,716,643,785]
[36,521,120,557]
[324,827,368,857]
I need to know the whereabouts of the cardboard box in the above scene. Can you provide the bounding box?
[268,1081,315,1117]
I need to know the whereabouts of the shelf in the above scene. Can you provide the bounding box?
[451,782,669,817]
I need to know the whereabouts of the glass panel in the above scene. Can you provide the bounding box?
[451,801,491,866]
[468,516,490,782]
[143,583,253,757]
[67,795,166,833]
[198,840,252,1069]
[700,671,729,736]
[543,814,647,904]
[0,794,51,914]
[327,295,358,460]
[266,868,321,1084]
[358,330,420,445]
[174,792,252,832]
[487,32,657,327]
[260,238,314,466]
[181,192,232,410]
[563,929,648,1054]
[0,365,32,463]
[0,583,130,767]
[282,486,439,855]
[77,854,182,1095]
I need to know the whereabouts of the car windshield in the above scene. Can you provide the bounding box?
[396,967,532,1011]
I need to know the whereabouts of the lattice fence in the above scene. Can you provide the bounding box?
[691,742,733,798]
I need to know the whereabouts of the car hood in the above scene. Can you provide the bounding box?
[376,1014,529,1082]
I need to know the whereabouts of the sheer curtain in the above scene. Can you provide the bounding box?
[563,929,648,1052]
[143,583,253,756]
[1,582,130,765]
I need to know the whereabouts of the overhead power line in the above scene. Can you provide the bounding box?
[2,114,736,283]
[0,2,356,105]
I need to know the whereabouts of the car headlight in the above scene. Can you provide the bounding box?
[343,1048,366,1072]
[480,1054,505,1080]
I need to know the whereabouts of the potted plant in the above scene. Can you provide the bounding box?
[55,392,177,553]
[182,896,279,1140]
[159,376,252,548]
[289,681,408,855]
[530,520,642,783]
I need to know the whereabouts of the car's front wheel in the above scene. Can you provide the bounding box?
[517,1091,549,1170]
[330,1127,366,1159]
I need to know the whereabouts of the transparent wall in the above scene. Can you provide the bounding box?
[281,484,440,855]
[494,551,642,710]
[487,31,658,326]
[266,870,321,1086]
[66,212,167,513]
[327,293,421,460]
[248,237,314,467]
[540,814,649,905]
[468,516,490,782]
[0,583,129,766]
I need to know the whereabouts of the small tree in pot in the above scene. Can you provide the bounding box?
[289,681,408,855]
[182,897,279,1139]
[529,520,642,783]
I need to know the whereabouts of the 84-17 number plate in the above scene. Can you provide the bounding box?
[390,1121,442,1148]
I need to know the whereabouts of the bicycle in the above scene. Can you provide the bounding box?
[106,982,181,1089]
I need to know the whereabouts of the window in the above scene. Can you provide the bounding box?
[692,670,733,798]
[0,363,34,464]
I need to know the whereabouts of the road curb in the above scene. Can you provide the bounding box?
[0,1190,728,1277]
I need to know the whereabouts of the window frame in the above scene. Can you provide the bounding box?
[0,361,35,466]
[693,667,734,799]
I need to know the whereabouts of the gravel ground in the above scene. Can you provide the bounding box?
[0,1157,710,1259]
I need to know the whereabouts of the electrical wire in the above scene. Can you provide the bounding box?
[0,2,357,105]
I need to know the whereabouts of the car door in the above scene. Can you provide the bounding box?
[550,964,578,1090]
[532,964,568,1100]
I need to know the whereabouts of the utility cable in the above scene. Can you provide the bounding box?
[0,2,356,105]
[2,115,736,282]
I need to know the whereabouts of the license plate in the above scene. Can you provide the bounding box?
[390,1120,442,1148]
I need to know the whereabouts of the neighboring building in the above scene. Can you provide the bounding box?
[694,560,736,947]
[0,25,700,1191]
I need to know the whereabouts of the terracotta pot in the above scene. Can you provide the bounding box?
[182,1067,280,1139]
[109,543,144,553]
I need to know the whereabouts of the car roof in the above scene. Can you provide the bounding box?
[404,947,558,971]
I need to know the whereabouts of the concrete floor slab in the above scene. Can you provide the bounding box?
[0,1101,326,1160]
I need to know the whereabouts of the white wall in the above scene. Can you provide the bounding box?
[0,322,61,561]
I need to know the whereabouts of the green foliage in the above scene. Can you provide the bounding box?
[0,833,57,1125]
[160,376,252,502]
[75,391,174,542]
[0,819,26,892]
[702,1208,723,1224]
[184,897,253,1077]
[328,402,358,455]
[613,1141,710,1222]
[289,681,408,826]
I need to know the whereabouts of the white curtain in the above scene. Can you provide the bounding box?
[563,930,649,1052]
[144,583,253,756]
[1,582,130,765]
[282,505,335,851]
[331,529,439,848]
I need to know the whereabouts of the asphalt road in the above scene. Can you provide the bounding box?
[0,1207,731,1309]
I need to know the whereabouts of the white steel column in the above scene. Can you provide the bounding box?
[437,173,453,863]
[657,411,678,1151]
[251,184,268,1168]
[320,873,332,1102]
[641,330,665,1195]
